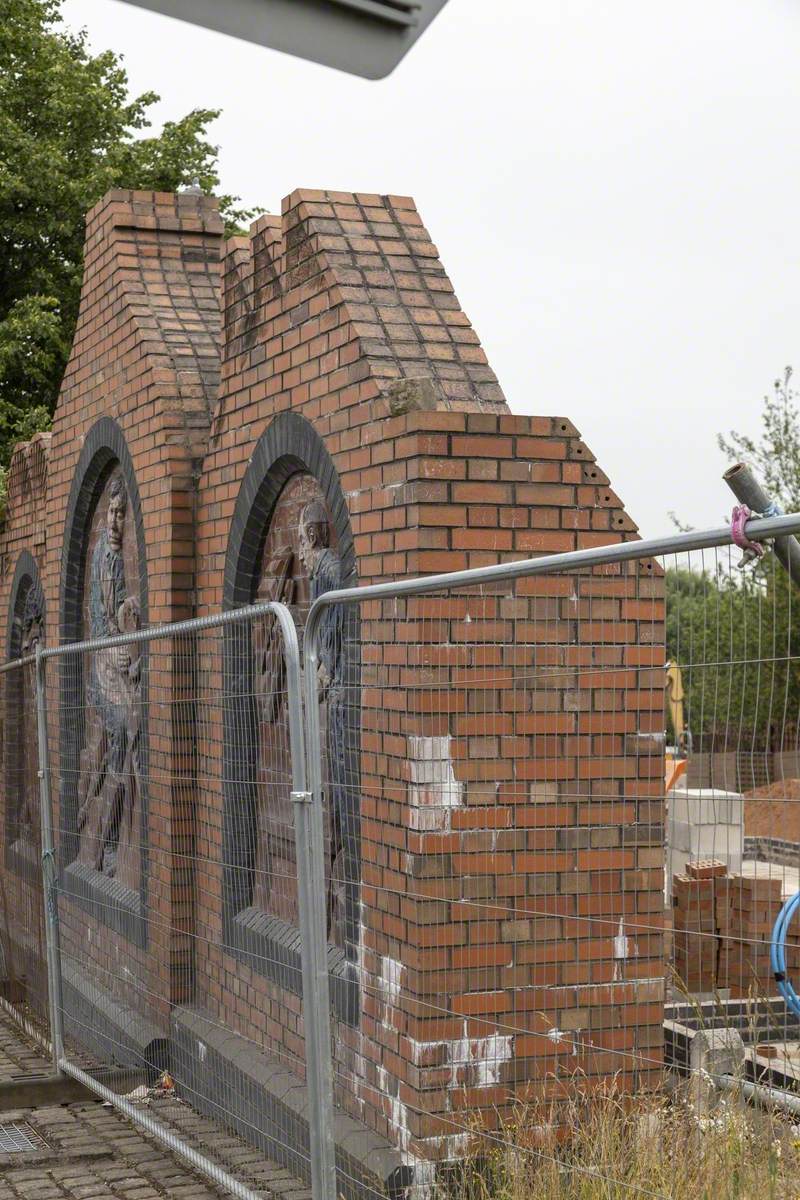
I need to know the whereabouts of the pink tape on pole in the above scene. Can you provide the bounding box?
[730,504,765,561]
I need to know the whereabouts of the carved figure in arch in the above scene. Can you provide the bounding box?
[76,473,141,886]
[254,551,296,729]
[251,476,354,950]
[11,580,45,850]
[297,500,352,949]
[251,550,296,917]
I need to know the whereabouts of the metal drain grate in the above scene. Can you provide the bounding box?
[0,1123,46,1153]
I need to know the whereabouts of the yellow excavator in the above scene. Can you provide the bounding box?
[665,661,692,790]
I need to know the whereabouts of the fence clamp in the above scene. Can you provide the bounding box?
[731,504,766,569]
[290,790,312,806]
[41,849,59,922]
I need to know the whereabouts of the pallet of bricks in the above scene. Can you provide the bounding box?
[673,860,792,997]
[673,861,724,993]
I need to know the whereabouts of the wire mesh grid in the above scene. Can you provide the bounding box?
[666,544,800,1052]
[48,614,313,1197]
[310,540,800,1199]
[0,653,49,1042]
[311,558,665,1198]
[7,518,800,1200]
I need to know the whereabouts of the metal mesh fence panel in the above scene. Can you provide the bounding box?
[665,542,800,1066]
[45,610,314,1199]
[309,559,667,1197]
[0,654,50,1042]
[9,508,800,1200]
[303,521,800,1199]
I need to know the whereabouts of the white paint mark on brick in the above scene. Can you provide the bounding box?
[377,1063,416,1165]
[408,1161,437,1200]
[380,956,403,1008]
[351,900,369,1120]
[408,735,463,831]
[449,1021,513,1088]
[614,917,630,959]
[613,916,631,981]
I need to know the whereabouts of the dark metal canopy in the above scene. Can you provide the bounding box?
[116,0,451,78]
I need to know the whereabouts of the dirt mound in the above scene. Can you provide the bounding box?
[744,778,800,801]
[744,778,800,840]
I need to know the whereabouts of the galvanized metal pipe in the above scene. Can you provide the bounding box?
[717,1072,800,1117]
[276,603,337,1200]
[304,511,800,615]
[301,619,339,1200]
[39,599,295,659]
[723,462,800,586]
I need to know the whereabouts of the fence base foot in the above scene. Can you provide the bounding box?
[690,1028,746,1113]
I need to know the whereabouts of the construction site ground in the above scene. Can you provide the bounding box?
[0,1009,309,1200]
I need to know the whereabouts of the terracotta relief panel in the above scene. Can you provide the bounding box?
[251,472,348,947]
[75,471,142,892]
[6,571,45,871]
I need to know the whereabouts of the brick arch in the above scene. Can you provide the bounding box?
[58,417,149,945]
[59,417,149,642]
[223,410,356,608]
[6,550,43,659]
[221,410,360,1024]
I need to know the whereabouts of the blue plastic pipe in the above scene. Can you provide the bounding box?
[771,891,800,1017]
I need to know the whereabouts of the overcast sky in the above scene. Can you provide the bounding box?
[61,0,800,539]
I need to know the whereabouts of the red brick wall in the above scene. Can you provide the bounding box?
[12,190,223,1033]
[194,190,665,1162]
[0,185,665,1169]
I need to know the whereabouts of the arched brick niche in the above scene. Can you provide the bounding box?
[222,410,360,1023]
[4,551,45,879]
[59,417,149,946]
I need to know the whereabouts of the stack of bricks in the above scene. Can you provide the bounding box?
[672,863,787,999]
[718,874,782,997]
[673,860,727,992]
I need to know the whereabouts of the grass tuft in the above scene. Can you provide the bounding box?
[438,1083,800,1200]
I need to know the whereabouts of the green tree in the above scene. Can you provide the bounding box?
[718,366,800,513]
[0,0,255,466]
[666,368,800,760]
[666,562,800,755]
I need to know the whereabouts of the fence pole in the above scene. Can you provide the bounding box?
[270,602,337,1200]
[34,644,65,1068]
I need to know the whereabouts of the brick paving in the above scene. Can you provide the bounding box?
[0,1013,52,1082]
[0,1012,311,1200]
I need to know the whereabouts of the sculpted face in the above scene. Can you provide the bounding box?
[298,518,315,573]
[298,502,328,573]
[106,491,126,552]
[22,615,42,656]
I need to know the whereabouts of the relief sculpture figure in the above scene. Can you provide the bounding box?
[251,551,295,915]
[15,582,44,846]
[76,474,141,882]
[298,500,352,948]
